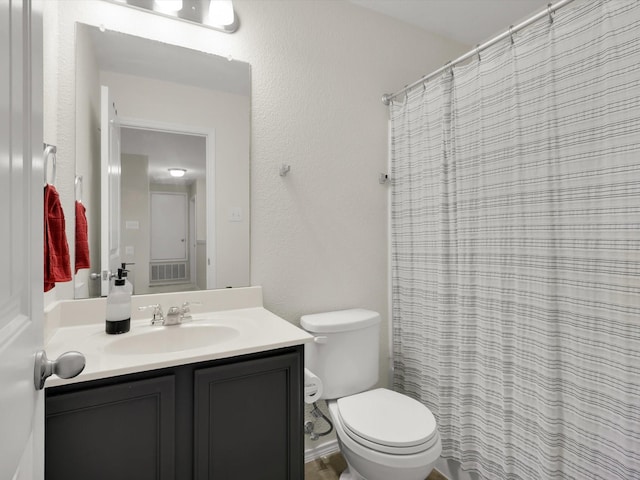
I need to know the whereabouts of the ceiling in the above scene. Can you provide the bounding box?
[121,128,206,185]
[349,0,551,46]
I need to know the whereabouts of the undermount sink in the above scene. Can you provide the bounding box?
[104,324,240,355]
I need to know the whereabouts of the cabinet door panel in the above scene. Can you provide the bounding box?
[194,351,302,480]
[45,375,175,480]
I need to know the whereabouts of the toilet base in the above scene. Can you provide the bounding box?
[338,438,435,480]
[339,466,364,480]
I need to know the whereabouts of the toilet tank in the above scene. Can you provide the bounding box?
[301,309,381,399]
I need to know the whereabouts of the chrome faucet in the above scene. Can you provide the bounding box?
[164,301,202,326]
[139,301,201,326]
[138,304,165,325]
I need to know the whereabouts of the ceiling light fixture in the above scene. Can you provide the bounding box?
[168,168,187,178]
[103,0,239,33]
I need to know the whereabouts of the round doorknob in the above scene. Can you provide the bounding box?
[34,350,86,390]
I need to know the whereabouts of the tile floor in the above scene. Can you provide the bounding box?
[305,452,448,480]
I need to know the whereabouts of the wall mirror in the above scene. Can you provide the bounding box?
[74,23,250,298]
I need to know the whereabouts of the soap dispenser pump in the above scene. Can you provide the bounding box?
[106,269,132,335]
[119,262,134,295]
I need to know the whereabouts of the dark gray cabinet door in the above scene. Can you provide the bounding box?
[45,346,304,480]
[45,375,175,480]
[194,350,303,480]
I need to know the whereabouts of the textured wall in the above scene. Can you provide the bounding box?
[44,0,467,453]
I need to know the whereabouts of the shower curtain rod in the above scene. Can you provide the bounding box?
[381,0,575,105]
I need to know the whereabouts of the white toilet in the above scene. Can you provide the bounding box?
[302,309,442,480]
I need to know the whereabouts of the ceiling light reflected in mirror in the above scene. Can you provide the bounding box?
[168,168,187,178]
[104,0,239,33]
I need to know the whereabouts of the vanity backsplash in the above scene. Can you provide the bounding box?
[44,286,265,343]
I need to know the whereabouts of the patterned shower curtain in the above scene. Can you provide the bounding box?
[390,1,640,479]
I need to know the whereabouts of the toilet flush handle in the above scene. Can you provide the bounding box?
[313,336,328,344]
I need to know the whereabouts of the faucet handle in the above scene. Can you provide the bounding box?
[181,301,202,312]
[180,301,202,321]
[138,304,164,325]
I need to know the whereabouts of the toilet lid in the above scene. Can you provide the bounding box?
[336,388,437,449]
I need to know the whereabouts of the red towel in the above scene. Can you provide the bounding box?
[44,184,71,292]
[75,200,90,273]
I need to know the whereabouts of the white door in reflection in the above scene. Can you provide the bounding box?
[150,191,188,283]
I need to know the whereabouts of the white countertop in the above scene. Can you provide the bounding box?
[44,288,312,388]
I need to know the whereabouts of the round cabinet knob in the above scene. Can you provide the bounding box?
[34,350,86,390]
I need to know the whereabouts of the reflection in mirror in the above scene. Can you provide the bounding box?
[74,23,250,299]
[120,128,208,295]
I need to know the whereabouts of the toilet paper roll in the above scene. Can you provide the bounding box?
[304,368,323,404]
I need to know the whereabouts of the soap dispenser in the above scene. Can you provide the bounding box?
[106,269,132,335]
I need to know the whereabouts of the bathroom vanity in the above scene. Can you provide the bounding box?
[46,346,302,479]
[43,287,312,480]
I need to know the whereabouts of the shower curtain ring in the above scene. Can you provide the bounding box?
[475,44,481,62]
[509,25,515,45]
[445,61,453,77]
[547,3,554,24]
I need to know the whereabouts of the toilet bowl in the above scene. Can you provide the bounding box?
[328,389,441,480]
[301,309,442,480]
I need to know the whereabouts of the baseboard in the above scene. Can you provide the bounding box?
[304,439,340,463]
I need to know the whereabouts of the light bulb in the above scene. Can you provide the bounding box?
[207,0,235,27]
[154,0,183,13]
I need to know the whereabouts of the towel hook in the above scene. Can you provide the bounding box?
[279,164,291,177]
[43,144,57,186]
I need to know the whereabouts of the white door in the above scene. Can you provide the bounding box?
[150,192,188,261]
[0,0,44,478]
[100,86,121,296]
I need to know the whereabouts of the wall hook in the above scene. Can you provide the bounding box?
[279,164,291,176]
[379,173,390,185]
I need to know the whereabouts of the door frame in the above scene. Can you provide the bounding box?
[119,117,215,290]
[189,195,197,286]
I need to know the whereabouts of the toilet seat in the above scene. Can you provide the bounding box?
[336,388,439,455]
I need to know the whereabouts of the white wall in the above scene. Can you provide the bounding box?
[74,23,102,299]
[121,154,150,293]
[43,0,467,453]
